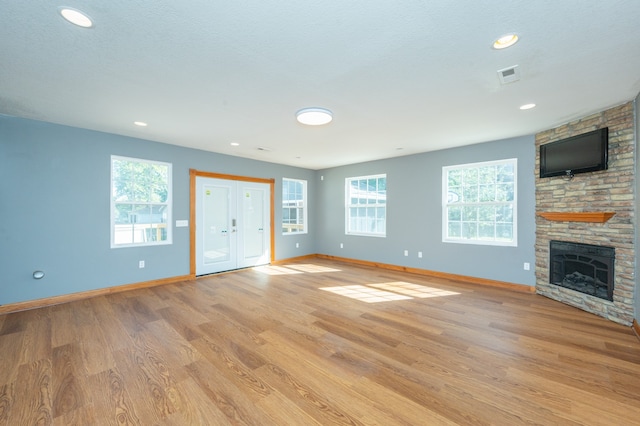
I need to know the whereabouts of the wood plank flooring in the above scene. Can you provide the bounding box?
[1,258,639,425]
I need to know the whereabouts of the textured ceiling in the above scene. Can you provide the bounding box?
[1,1,639,169]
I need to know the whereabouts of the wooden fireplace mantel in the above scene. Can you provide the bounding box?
[536,212,616,223]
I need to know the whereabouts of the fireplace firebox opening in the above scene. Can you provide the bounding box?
[549,240,614,301]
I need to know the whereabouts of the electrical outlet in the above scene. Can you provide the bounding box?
[404,250,409,256]
[524,262,530,271]
[139,260,145,269]
[340,243,344,249]
[418,251,423,258]
[296,242,299,248]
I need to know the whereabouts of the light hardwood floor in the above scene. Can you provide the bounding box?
[1,258,639,425]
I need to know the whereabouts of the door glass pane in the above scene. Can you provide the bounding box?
[243,188,264,258]
[203,185,230,264]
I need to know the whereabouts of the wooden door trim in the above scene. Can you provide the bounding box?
[190,169,275,277]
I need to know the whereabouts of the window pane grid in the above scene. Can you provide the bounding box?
[446,204,513,241]
[346,174,386,236]
[443,160,516,246]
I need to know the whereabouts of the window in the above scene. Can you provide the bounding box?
[282,178,307,234]
[111,156,172,247]
[443,159,516,246]
[346,174,386,236]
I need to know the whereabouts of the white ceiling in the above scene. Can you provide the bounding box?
[1,1,639,170]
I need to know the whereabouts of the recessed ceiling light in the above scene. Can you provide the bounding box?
[296,107,333,126]
[134,121,148,127]
[230,142,240,146]
[492,34,518,50]
[519,103,536,110]
[59,7,93,28]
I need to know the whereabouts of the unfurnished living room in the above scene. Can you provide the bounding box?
[1,2,640,425]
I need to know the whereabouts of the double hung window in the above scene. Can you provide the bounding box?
[443,159,516,246]
[346,174,386,237]
[282,178,307,234]
[111,156,172,247]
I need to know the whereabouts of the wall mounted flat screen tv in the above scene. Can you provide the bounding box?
[540,127,608,178]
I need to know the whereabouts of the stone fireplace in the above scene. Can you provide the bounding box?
[535,102,635,326]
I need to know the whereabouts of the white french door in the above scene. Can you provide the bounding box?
[195,177,270,275]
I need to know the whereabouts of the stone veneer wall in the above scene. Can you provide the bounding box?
[535,102,635,325]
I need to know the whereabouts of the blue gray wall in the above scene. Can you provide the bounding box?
[1,115,537,306]
[315,135,536,286]
[0,116,315,305]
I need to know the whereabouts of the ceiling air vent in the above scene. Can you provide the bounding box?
[497,65,520,84]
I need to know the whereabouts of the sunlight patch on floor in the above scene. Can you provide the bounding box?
[253,263,342,275]
[253,265,304,275]
[320,282,460,303]
[320,285,412,303]
[369,282,460,298]
[285,264,342,273]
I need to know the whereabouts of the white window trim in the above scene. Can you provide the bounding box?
[110,155,173,248]
[282,177,308,235]
[345,173,387,237]
[442,158,517,247]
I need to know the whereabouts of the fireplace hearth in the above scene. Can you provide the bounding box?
[549,241,614,301]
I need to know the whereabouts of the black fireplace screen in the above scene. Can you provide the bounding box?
[549,241,614,301]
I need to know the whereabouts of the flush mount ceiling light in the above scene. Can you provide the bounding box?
[59,7,94,28]
[296,107,333,126]
[492,33,518,49]
[134,121,148,127]
[519,103,536,110]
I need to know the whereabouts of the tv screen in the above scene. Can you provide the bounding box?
[540,127,608,178]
